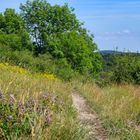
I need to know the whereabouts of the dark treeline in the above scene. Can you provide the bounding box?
[0,0,140,84]
[99,52,140,86]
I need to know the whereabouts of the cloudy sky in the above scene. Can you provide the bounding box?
[0,0,140,52]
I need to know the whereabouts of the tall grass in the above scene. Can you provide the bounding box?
[73,80,140,140]
[0,63,85,140]
[1,62,140,139]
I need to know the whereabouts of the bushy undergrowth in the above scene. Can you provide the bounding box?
[0,63,85,139]
[101,53,140,86]
[73,81,140,140]
[0,44,77,80]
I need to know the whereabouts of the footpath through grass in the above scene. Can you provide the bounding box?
[73,80,140,140]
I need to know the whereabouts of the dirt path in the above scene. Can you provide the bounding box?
[72,93,107,140]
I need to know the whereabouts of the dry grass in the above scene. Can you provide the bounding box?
[0,63,85,140]
[1,63,140,139]
[72,80,140,140]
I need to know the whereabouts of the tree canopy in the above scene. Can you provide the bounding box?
[20,0,102,76]
[0,8,32,50]
[0,0,102,79]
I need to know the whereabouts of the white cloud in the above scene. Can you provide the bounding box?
[101,29,132,36]
[122,29,131,34]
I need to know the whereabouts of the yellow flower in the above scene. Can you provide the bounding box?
[0,63,27,74]
[0,63,57,80]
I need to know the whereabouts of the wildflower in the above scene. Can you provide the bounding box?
[21,106,26,112]
[29,97,35,104]
[18,101,23,107]
[25,98,35,109]
[9,94,16,104]
[8,115,13,120]
[42,93,50,99]
[51,96,56,103]
[46,112,53,124]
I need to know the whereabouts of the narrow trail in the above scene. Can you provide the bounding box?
[72,93,107,140]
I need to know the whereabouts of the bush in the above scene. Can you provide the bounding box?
[0,44,78,80]
[112,54,140,84]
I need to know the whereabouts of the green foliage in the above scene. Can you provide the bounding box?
[112,54,140,84]
[0,1,102,80]
[0,44,76,80]
[0,32,22,50]
[101,53,140,85]
[0,9,33,51]
[2,9,23,34]
[20,0,81,51]
[95,71,113,87]
[43,31,101,75]
[20,0,102,76]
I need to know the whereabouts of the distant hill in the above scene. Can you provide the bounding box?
[100,50,140,55]
[99,50,121,54]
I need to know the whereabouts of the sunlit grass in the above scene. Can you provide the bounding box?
[0,62,57,80]
[73,80,140,140]
[0,63,85,139]
[1,62,139,139]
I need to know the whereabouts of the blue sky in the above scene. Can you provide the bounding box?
[0,0,140,52]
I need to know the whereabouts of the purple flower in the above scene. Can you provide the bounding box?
[51,96,56,103]
[29,97,34,102]
[42,93,50,99]
[25,98,35,109]
[26,102,32,108]
[9,94,16,104]
[18,101,23,107]
[46,113,52,124]
[21,106,26,112]
[17,101,26,113]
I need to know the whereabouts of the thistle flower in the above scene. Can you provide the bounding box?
[18,101,23,107]
[9,94,16,104]
[42,93,49,99]
[46,112,53,124]
[25,98,35,110]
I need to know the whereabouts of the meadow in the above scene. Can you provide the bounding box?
[73,81,140,140]
[0,1,140,139]
[0,63,85,140]
[0,63,140,139]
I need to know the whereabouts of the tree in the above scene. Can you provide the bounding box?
[20,0,82,53]
[112,54,140,84]
[0,8,32,51]
[2,8,23,34]
[20,0,102,76]
[0,13,5,31]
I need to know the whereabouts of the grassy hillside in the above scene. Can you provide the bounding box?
[73,81,140,139]
[0,1,140,139]
[0,63,85,140]
[0,62,140,139]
